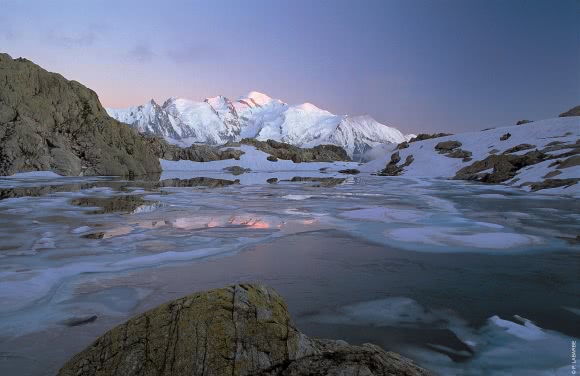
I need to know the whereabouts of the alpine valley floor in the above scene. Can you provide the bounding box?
[0,172,578,376]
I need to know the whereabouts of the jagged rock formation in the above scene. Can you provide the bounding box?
[559,105,580,117]
[0,53,161,176]
[58,284,432,376]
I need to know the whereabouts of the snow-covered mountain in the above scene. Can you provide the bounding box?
[106,91,411,157]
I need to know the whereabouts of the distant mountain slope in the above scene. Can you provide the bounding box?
[361,117,580,194]
[0,53,160,176]
[107,91,411,158]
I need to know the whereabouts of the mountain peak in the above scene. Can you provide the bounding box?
[237,91,284,107]
[293,102,323,112]
[107,93,409,157]
[205,95,229,107]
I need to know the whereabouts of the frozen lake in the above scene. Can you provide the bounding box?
[0,172,578,375]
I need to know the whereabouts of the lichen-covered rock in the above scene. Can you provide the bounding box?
[58,284,432,376]
[529,178,579,192]
[503,144,536,154]
[396,141,409,150]
[454,150,548,183]
[0,53,161,176]
[142,135,244,162]
[434,140,461,153]
[239,138,350,162]
[445,148,472,161]
[409,133,452,143]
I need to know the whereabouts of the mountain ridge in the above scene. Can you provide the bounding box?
[107,92,414,158]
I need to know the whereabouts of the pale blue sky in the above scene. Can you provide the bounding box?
[1,0,578,133]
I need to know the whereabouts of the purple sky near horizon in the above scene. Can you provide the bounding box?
[0,0,578,134]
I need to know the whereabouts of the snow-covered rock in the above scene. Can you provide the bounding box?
[361,116,580,194]
[106,92,410,158]
[160,145,359,172]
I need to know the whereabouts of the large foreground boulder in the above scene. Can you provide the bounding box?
[58,284,432,376]
[0,53,161,176]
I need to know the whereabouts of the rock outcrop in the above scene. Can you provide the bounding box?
[378,152,414,176]
[0,53,161,176]
[434,140,462,153]
[58,284,431,376]
[454,150,548,184]
[142,135,244,162]
[559,105,580,117]
[235,138,351,162]
[409,133,452,143]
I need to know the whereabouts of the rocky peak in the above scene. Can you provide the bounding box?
[0,52,160,176]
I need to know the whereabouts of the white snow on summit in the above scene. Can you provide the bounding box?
[106,92,410,157]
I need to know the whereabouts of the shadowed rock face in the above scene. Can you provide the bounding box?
[559,105,580,117]
[0,53,161,176]
[454,150,548,183]
[142,134,245,162]
[434,140,461,153]
[236,138,350,163]
[409,133,452,143]
[58,284,432,376]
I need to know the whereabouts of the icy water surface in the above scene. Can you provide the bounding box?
[0,172,578,375]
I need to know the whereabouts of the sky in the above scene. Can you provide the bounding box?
[0,0,578,134]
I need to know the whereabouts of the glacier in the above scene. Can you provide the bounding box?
[106,91,412,158]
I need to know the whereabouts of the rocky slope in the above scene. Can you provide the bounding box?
[559,105,580,117]
[107,92,413,158]
[0,53,162,176]
[234,138,350,163]
[362,116,579,194]
[58,284,432,376]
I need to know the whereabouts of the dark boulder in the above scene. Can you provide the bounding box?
[500,133,511,141]
[434,140,462,153]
